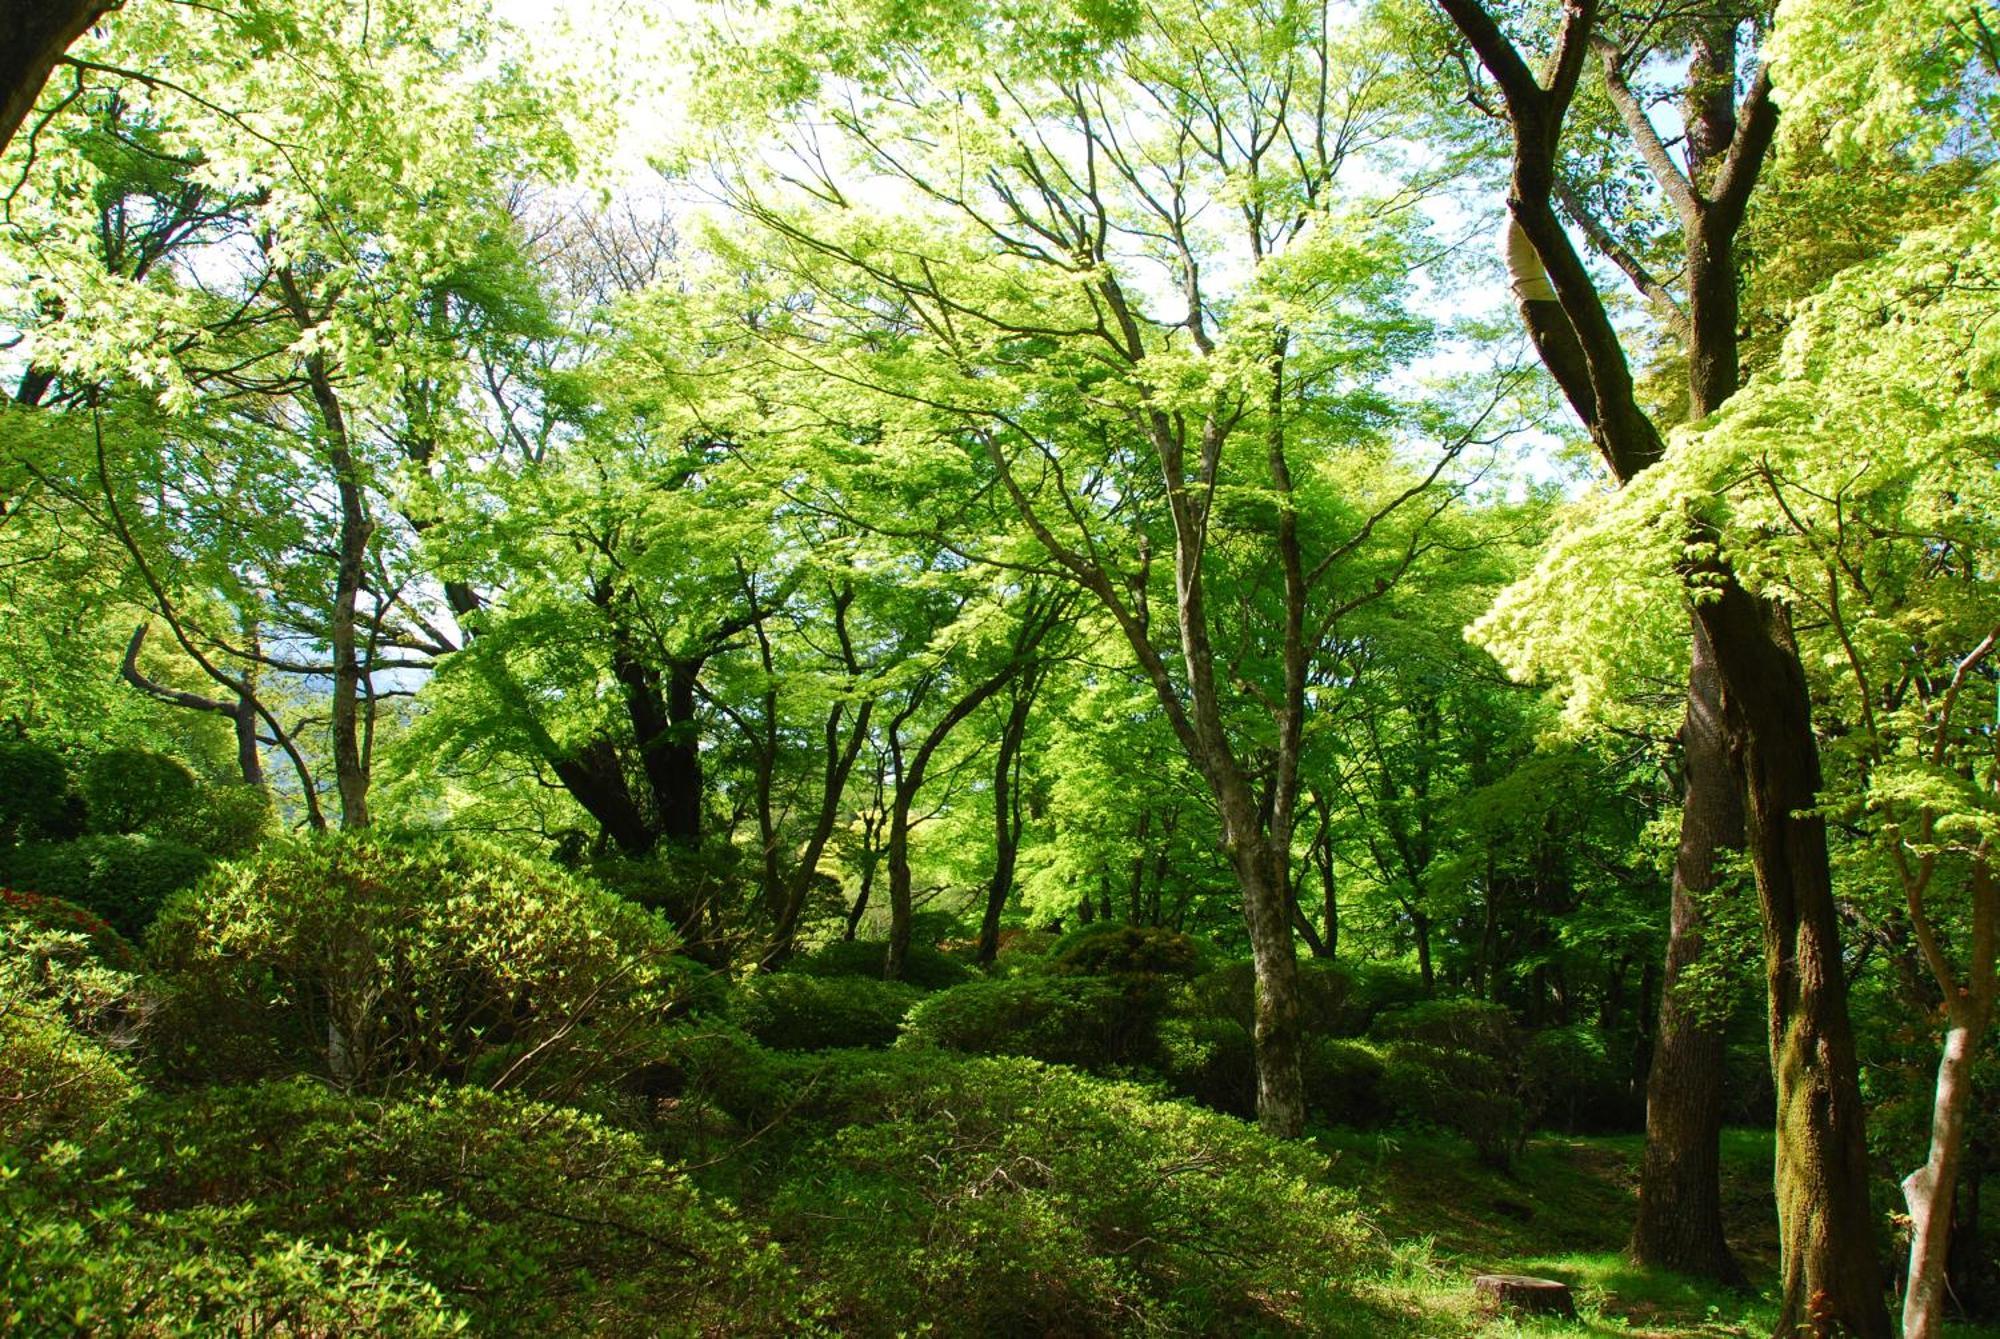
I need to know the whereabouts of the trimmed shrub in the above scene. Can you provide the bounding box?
[1156,1013,1257,1116]
[735,972,922,1051]
[900,975,1156,1068]
[148,833,686,1096]
[1047,921,1209,978]
[758,1051,1382,1335]
[790,936,973,990]
[1303,1037,1388,1128]
[0,740,74,846]
[97,1080,801,1336]
[2,834,211,941]
[0,888,138,971]
[79,747,198,836]
[148,782,273,859]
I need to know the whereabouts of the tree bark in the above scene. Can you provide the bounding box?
[1630,618,1745,1284]
[976,676,1037,964]
[0,1,114,161]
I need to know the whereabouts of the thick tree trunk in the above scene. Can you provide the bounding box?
[1631,617,1745,1285]
[1,1,114,160]
[1231,832,1305,1137]
[1699,586,1885,1338]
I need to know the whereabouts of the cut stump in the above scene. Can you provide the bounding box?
[1472,1273,1575,1319]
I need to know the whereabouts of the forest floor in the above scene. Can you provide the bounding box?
[1318,1126,1998,1338]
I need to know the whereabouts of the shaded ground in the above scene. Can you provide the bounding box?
[1320,1125,2000,1338]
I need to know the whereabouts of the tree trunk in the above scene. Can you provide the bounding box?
[1903,1011,1985,1339]
[1,2,114,161]
[1233,833,1305,1137]
[977,682,1035,965]
[1700,587,1885,1338]
[1631,617,1745,1285]
[764,698,874,968]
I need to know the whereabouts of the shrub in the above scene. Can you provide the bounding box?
[1156,1013,1257,1116]
[79,747,198,836]
[1047,921,1208,977]
[0,740,74,846]
[790,936,973,990]
[148,782,273,859]
[759,1051,1381,1335]
[1174,957,1366,1037]
[0,918,142,1151]
[148,833,686,1096]
[98,1079,800,1336]
[0,888,138,971]
[0,1195,466,1338]
[1,834,211,941]
[900,974,1156,1068]
[735,972,922,1051]
[1303,1037,1388,1128]
[1372,1000,1525,1167]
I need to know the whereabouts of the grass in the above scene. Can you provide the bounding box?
[1320,1124,2000,1338]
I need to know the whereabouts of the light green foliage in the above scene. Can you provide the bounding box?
[789,937,973,990]
[0,918,141,1152]
[149,834,686,1096]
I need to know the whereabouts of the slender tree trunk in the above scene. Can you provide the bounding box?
[1632,618,1746,1284]
[311,358,372,831]
[1903,1012,1984,1339]
[977,682,1035,964]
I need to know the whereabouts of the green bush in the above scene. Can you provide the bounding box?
[1,834,211,941]
[1047,921,1209,977]
[0,918,142,1151]
[0,888,138,971]
[1156,1013,1258,1116]
[735,972,922,1051]
[79,747,198,836]
[790,936,974,990]
[148,782,273,859]
[1372,1000,1525,1167]
[148,833,687,1096]
[96,1079,800,1336]
[758,1051,1381,1335]
[0,740,74,846]
[1174,956,1366,1037]
[0,1194,466,1338]
[1303,1037,1388,1128]
[900,974,1156,1068]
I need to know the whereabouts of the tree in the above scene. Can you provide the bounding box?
[1439,1,1883,1320]
[689,0,1487,1135]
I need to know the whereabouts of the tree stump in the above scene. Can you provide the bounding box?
[1473,1273,1576,1319]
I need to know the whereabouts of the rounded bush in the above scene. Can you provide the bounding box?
[0,740,74,846]
[1048,922,1209,977]
[790,937,973,990]
[735,972,923,1051]
[79,747,198,836]
[148,833,687,1095]
[899,975,1156,1068]
[761,1051,1382,1335]
[83,1080,800,1335]
[1174,957,1366,1037]
[1303,1037,1388,1128]
[1156,1013,1257,1116]
[1371,1001,1526,1167]
[2,834,211,941]
[0,916,143,1151]
[0,888,138,971]
[147,782,273,858]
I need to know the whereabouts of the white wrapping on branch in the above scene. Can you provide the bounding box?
[1502,217,1557,302]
